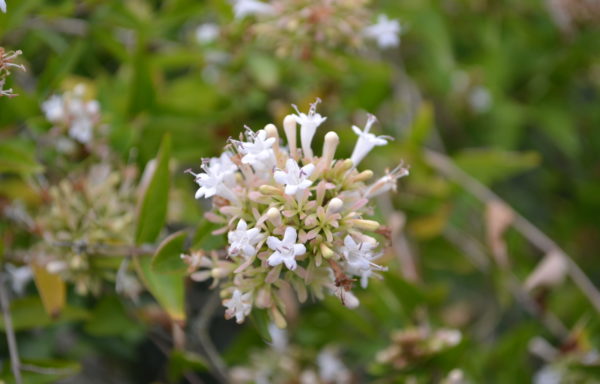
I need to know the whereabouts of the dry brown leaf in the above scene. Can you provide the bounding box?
[485,200,514,268]
[524,250,568,291]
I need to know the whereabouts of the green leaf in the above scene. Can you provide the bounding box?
[453,149,540,185]
[152,230,188,274]
[250,309,272,343]
[135,133,171,245]
[84,295,144,339]
[134,255,186,323]
[167,349,208,382]
[0,141,43,176]
[1,359,80,384]
[0,297,89,332]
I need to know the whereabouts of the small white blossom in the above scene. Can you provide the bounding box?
[0,0,6,13]
[189,153,238,202]
[228,219,264,258]
[224,289,253,323]
[365,164,409,198]
[292,99,327,158]
[274,158,315,196]
[5,264,33,295]
[267,227,306,271]
[239,129,276,171]
[195,23,220,44]
[363,14,402,49]
[231,0,275,19]
[350,114,390,167]
[341,235,386,288]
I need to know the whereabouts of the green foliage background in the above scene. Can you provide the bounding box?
[1,0,600,383]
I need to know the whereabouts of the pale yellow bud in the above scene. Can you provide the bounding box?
[326,197,343,213]
[320,243,335,259]
[283,114,298,159]
[347,219,380,231]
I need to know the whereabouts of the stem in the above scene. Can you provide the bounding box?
[424,149,600,315]
[193,292,229,382]
[0,273,23,384]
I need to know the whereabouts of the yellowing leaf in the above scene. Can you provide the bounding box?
[32,264,66,318]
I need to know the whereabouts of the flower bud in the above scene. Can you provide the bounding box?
[326,197,343,213]
[259,185,282,195]
[347,219,380,231]
[283,114,298,159]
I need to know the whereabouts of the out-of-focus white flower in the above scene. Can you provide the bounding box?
[231,0,275,19]
[363,14,402,49]
[224,289,253,323]
[5,264,32,295]
[41,85,101,144]
[0,0,6,13]
[268,323,288,352]
[228,219,264,258]
[239,129,276,171]
[317,348,352,384]
[468,85,492,113]
[533,366,562,384]
[42,95,65,122]
[274,159,315,196]
[195,23,220,44]
[350,114,391,167]
[292,99,327,158]
[267,227,306,270]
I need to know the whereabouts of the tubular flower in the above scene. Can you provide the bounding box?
[184,100,409,326]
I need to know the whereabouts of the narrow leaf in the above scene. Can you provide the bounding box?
[135,134,171,245]
[152,231,188,274]
[31,264,66,318]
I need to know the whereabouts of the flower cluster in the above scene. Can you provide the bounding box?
[0,47,25,98]
[42,84,101,145]
[29,164,138,295]
[184,99,408,326]
[230,0,402,57]
[375,327,462,370]
[230,324,352,383]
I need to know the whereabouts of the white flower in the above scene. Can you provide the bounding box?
[231,0,275,19]
[189,153,238,202]
[364,163,409,198]
[292,99,327,158]
[363,14,402,49]
[5,264,32,295]
[267,227,306,271]
[274,158,315,195]
[224,289,253,323]
[239,128,276,171]
[42,95,66,123]
[317,348,351,384]
[195,23,219,44]
[0,0,6,13]
[341,235,386,288]
[350,114,390,167]
[268,323,288,351]
[228,219,264,258]
[468,85,492,113]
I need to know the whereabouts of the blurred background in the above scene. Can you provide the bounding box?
[1,0,600,383]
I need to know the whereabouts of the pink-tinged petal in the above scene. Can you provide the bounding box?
[293,244,306,256]
[284,184,298,195]
[283,227,297,243]
[268,252,283,266]
[267,236,280,250]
